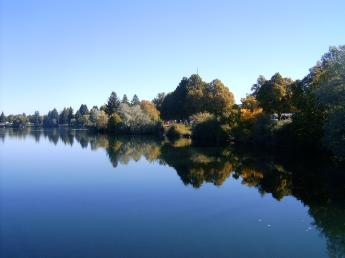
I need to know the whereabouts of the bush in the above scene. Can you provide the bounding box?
[192,115,230,145]
[166,124,191,139]
[323,108,345,157]
[108,113,123,133]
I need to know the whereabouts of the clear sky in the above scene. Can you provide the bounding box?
[1,0,344,114]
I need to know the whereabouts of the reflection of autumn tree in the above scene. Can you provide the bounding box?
[164,138,192,148]
[160,145,236,188]
[238,167,263,187]
[233,158,292,200]
[89,134,109,150]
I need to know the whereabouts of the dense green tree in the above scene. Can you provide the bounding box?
[184,74,207,116]
[43,109,59,127]
[121,94,129,104]
[160,77,189,120]
[253,73,294,118]
[323,109,345,156]
[160,74,235,120]
[105,92,120,115]
[59,107,73,125]
[100,105,107,112]
[250,75,266,95]
[284,46,345,155]
[152,92,166,112]
[72,105,89,127]
[74,111,82,125]
[191,113,230,145]
[204,79,235,117]
[78,104,89,116]
[131,94,140,106]
[315,45,345,156]
[0,112,6,123]
[288,71,326,149]
[31,111,42,126]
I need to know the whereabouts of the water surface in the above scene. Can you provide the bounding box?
[1,129,344,258]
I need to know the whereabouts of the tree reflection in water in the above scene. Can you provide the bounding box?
[1,128,345,257]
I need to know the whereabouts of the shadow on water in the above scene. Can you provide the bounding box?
[1,128,345,257]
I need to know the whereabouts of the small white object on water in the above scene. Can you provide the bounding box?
[267,224,271,228]
[258,219,262,222]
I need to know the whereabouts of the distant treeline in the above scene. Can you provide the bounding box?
[1,45,344,157]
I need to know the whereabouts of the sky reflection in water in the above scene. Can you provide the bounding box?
[1,129,344,258]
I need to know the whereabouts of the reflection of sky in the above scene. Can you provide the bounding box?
[1,134,327,257]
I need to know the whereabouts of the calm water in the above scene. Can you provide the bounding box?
[1,129,345,258]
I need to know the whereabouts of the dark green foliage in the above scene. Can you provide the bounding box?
[43,109,59,127]
[160,74,235,120]
[0,112,6,123]
[288,45,345,156]
[251,115,276,145]
[152,92,166,111]
[121,94,129,104]
[322,108,345,157]
[59,107,73,125]
[105,92,120,115]
[253,73,294,117]
[78,104,89,116]
[131,94,140,106]
[160,77,189,120]
[192,115,230,145]
[29,111,42,126]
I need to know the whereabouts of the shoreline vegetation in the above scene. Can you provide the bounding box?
[1,45,344,158]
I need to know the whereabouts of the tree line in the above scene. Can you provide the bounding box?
[1,45,344,157]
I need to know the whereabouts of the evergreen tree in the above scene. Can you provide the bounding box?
[122,94,129,104]
[78,104,89,116]
[152,93,166,112]
[59,107,73,125]
[105,92,120,115]
[43,108,59,127]
[0,112,6,123]
[32,111,41,126]
[131,94,140,106]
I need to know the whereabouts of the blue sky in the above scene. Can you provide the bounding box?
[1,0,344,114]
